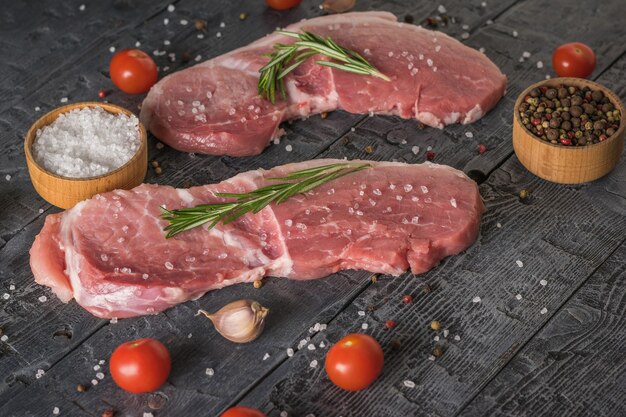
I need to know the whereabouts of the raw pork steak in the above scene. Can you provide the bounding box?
[140,12,506,156]
[30,160,484,318]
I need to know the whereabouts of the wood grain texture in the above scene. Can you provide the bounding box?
[0,0,625,416]
[236,148,626,417]
[459,241,626,417]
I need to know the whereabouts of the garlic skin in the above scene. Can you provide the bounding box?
[197,300,269,343]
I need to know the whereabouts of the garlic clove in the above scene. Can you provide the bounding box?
[197,299,269,343]
[321,0,356,14]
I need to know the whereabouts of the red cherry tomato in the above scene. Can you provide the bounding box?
[552,42,596,79]
[220,406,267,417]
[325,333,384,391]
[109,49,158,94]
[266,0,302,10]
[109,338,171,393]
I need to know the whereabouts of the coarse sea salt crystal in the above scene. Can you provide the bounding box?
[404,380,416,388]
[32,107,139,178]
[537,61,544,69]
[5,174,10,181]
[516,260,524,268]
[53,407,60,415]
[205,368,214,376]
[167,4,175,12]
[310,360,318,368]
[287,348,294,357]
[0,335,8,342]
[540,279,547,286]
[540,307,548,315]
[472,296,481,303]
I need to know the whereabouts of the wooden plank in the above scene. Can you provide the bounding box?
[233,41,626,416]
[0,0,523,414]
[458,241,626,417]
[0,0,175,115]
[236,146,626,417]
[1,0,625,416]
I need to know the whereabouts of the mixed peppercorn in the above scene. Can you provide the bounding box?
[519,84,621,146]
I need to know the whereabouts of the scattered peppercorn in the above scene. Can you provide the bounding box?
[519,188,531,202]
[364,145,374,154]
[194,19,207,31]
[424,14,453,28]
[102,410,115,417]
[402,294,413,304]
[422,284,431,295]
[154,166,163,175]
[519,83,620,146]
[156,142,165,150]
[430,320,441,331]
[390,339,402,350]
[76,384,86,393]
[181,52,192,63]
[426,151,435,161]
[98,89,107,99]
[370,274,378,283]
[385,320,396,329]
[239,12,248,20]
[320,112,328,119]
[151,160,159,168]
[253,279,262,289]
[404,14,414,24]
[432,345,444,358]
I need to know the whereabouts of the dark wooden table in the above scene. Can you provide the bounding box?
[1,1,625,416]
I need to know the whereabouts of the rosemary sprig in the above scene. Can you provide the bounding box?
[258,30,390,103]
[161,162,371,238]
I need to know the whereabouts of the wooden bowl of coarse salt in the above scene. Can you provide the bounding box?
[513,77,624,184]
[25,102,148,209]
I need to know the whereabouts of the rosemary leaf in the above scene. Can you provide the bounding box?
[161,162,371,238]
[258,30,389,103]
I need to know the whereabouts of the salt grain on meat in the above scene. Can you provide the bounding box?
[30,159,484,318]
[140,12,506,157]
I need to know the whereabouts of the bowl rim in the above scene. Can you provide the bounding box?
[513,77,625,151]
[24,101,147,182]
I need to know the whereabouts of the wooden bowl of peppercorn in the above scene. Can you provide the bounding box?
[513,77,624,184]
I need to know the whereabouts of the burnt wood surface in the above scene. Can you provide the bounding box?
[0,0,625,416]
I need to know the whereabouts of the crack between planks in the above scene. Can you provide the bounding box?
[453,235,626,417]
